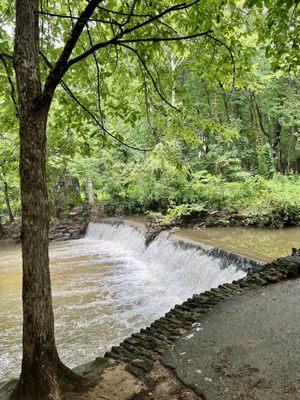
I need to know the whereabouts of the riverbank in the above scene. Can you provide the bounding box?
[0,219,88,243]
[99,174,300,229]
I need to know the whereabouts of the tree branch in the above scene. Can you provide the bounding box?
[67,0,204,67]
[118,43,180,112]
[86,23,104,123]
[0,52,13,60]
[251,92,271,139]
[120,0,137,26]
[0,53,19,117]
[41,52,151,152]
[68,31,213,67]
[43,0,105,99]
[205,33,236,91]
[97,5,151,18]
[36,10,121,26]
[118,31,213,44]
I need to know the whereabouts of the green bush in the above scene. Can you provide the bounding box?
[163,203,206,224]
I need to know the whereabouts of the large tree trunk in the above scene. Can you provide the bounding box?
[14,109,63,399]
[12,1,84,398]
[3,180,14,223]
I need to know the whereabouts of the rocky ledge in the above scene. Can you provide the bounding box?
[0,219,88,243]
[49,219,88,241]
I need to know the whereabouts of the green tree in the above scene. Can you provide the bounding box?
[1,1,240,398]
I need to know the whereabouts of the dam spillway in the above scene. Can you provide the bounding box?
[0,220,258,381]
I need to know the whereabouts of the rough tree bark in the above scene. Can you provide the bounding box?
[3,180,14,223]
[12,1,84,398]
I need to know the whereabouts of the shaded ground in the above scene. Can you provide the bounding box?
[0,361,202,400]
[163,279,300,400]
[64,361,201,400]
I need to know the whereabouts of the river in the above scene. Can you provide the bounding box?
[0,222,299,381]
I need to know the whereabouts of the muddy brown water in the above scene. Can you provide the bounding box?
[1,224,299,382]
[176,226,300,263]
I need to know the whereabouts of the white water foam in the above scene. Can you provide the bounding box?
[1,221,247,381]
[86,221,246,298]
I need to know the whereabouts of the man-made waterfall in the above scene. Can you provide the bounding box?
[86,221,248,303]
[87,220,261,271]
[1,220,253,381]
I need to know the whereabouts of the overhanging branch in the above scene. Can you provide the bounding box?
[205,33,236,91]
[118,43,180,112]
[0,52,13,60]
[43,0,105,98]
[0,53,19,117]
[41,52,151,152]
[36,10,121,26]
[68,31,213,67]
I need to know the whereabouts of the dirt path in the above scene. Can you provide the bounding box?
[64,361,201,400]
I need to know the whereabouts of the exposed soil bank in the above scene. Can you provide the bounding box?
[169,208,300,229]
[64,360,201,400]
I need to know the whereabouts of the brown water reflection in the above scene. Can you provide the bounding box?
[176,227,300,262]
[0,239,168,381]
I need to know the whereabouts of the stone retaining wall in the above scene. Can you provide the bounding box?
[103,248,300,377]
[49,219,87,241]
[0,219,88,243]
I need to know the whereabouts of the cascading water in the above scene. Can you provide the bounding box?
[1,220,255,382]
[87,220,259,277]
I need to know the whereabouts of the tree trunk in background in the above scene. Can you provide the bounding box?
[86,178,94,206]
[0,217,4,236]
[12,1,83,398]
[218,81,230,124]
[273,120,282,172]
[249,93,260,169]
[4,180,14,223]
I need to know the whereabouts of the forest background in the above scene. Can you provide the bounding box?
[1,0,299,230]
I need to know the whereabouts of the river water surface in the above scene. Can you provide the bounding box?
[1,223,299,381]
[176,226,300,263]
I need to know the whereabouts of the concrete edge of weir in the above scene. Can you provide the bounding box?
[89,218,264,271]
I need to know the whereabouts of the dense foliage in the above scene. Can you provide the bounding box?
[0,0,299,227]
